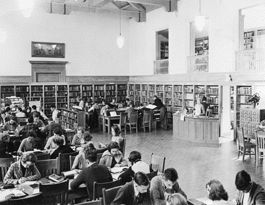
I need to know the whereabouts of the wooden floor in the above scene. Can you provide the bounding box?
[92,128,265,200]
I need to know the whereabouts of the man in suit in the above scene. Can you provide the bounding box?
[70,143,112,200]
[150,168,187,205]
[112,172,151,205]
[235,170,265,205]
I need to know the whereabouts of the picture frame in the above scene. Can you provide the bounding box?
[31,41,65,58]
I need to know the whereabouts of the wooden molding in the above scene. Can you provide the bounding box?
[29,61,68,65]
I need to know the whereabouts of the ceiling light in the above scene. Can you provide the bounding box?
[117,2,124,48]
[195,0,205,32]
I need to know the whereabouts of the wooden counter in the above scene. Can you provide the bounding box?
[173,114,220,147]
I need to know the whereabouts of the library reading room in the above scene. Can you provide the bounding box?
[1,0,265,205]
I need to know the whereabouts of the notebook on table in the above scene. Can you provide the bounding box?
[110,111,118,117]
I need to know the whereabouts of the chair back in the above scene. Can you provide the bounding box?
[120,113,127,127]
[143,110,151,124]
[237,127,245,148]
[9,193,42,205]
[39,179,69,205]
[146,170,158,181]
[0,158,15,182]
[58,152,78,173]
[256,131,265,152]
[36,153,50,160]
[150,153,166,173]
[35,158,58,178]
[97,152,103,163]
[75,199,102,205]
[102,186,123,205]
[128,111,138,124]
[93,180,121,200]
[69,155,76,169]
[119,138,126,155]
[17,117,28,126]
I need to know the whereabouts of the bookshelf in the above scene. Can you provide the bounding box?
[69,85,80,108]
[117,84,127,103]
[160,41,169,59]
[128,84,134,101]
[135,84,141,102]
[164,85,173,111]
[57,85,68,110]
[82,85,93,104]
[1,86,15,98]
[15,85,30,102]
[105,84,116,103]
[148,84,155,103]
[30,85,43,105]
[94,84,105,103]
[44,85,56,117]
[60,109,78,130]
[195,37,209,55]
[173,85,183,112]
[156,85,164,101]
[194,85,205,106]
[183,85,194,109]
[141,84,148,103]
[206,85,219,115]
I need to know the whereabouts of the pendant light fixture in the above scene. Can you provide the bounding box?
[117,1,124,48]
[195,0,205,32]
[0,0,7,44]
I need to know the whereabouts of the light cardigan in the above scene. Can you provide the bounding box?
[99,150,128,168]
[4,161,41,184]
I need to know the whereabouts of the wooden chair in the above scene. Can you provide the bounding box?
[146,170,158,181]
[119,138,126,155]
[142,110,152,132]
[36,153,50,160]
[237,127,256,161]
[0,158,15,182]
[125,111,138,134]
[150,153,166,173]
[17,117,28,126]
[102,186,123,205]
[9,193,42,205]
[39,179,69,205]
[58,152,78,173]
[69,155,77,169]
[93,180,121,200]
[256,131,265,167]
[35,158,58,178]
[75,199,102,205]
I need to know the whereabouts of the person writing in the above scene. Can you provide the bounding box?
[17,130,36,154]
[153,95,167,130]
[4,152,41,184]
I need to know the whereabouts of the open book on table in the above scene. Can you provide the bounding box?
[0,189,27,200]
[61,169,81,179]
[48,174,65,182]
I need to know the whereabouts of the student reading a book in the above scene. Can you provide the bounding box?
[99,141,128,168]
[17,130,36,154]
[70,143,112,201]
[4,152,41,184]
[150,168,187,205]
[111,172,151,205]
[50,135,75,159]
[71,126,85,146]
[44,127,66,151]
[119,151,150,184]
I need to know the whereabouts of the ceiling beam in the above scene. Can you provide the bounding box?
[114,0,179,12]
[128,2,145,12]
[94,0,112,7]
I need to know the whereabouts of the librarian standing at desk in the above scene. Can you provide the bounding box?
[153,95,167,130]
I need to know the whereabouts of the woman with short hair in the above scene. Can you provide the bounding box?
[17,130,36,154]
[205,179,229,204]
[168,193,188,205]
[4,152,41,184]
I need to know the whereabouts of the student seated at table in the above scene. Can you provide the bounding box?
[119,151,150,184]
[204,179,229,205]
[16,107,26,118]
[168,193,188,205]
[71,132,94,170]
[44,127,66,151]
[100,125,123,148]
[71,126,85,146]
[100,100,109,116]
[41,117,64,139]
[50,135,74,159]
[99,141,128,168]
[17,130,36,154]
[150,168,187,205]
[0,140,12,158]
[235,170,265,205]
[32,112,45,129]
[4,152,41,184]
[125,101,135,118]
[3,115,18,133]
[109,98,118,109]
[70,143,112,200]
[112,171,151,205]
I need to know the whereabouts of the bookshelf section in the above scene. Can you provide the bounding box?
[30,85,43,104]
[195,37,209,55]
[135,84,141,102]
[117,84,127,103]
[173,85,183,112]
[57,85,68,110]
[148,85,155,103]
[82,85,93,104]
[164,85,173,111]
[44,85,56,117]
[141,84,148,103]
[94,85,104,103]
[60,109,78,130]
[1,86,15,98]
[16,85,30,102]
[183,85,194,109]
[69,85,80,108]
[105,84,116,103]
[206,85,219,115]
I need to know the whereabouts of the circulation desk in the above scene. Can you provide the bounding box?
[173,114,220,147]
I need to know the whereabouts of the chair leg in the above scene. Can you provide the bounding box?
[143,124,145,132]
[243,148,245,161]
[125,124,127,135]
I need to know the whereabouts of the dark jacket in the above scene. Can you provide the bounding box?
[111,181,152,205]
[70,163,112,200]
[236,182,265,205]
[50,145,74,159]
[153,98,164,109]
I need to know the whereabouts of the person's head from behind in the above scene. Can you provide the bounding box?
[26,130,37,142]
[81,131,93,147]
[128,151,141,165]
[32,105,37,111]
[111,125,121,136]
[21,152,37,168]
[54,127,63,136]
[169,193,187,205]
[206,179,228,201]
[77,126,84,135]
[53,135,64,147]
[84,143,97,163]
[163,168,179,189]
[235,170,252,193]
[202,96,207,102]
[108,141,120,156]
[134,172,150,194]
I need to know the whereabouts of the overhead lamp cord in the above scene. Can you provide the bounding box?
[119,2,122,35]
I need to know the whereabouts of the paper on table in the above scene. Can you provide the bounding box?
[23,181,37,185]
[145,104,157,109]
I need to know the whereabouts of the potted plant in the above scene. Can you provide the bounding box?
[247,93,260,108]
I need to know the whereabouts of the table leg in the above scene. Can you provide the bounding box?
[108,118,111,133]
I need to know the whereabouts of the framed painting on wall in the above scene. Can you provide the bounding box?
[31,42,65,58]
